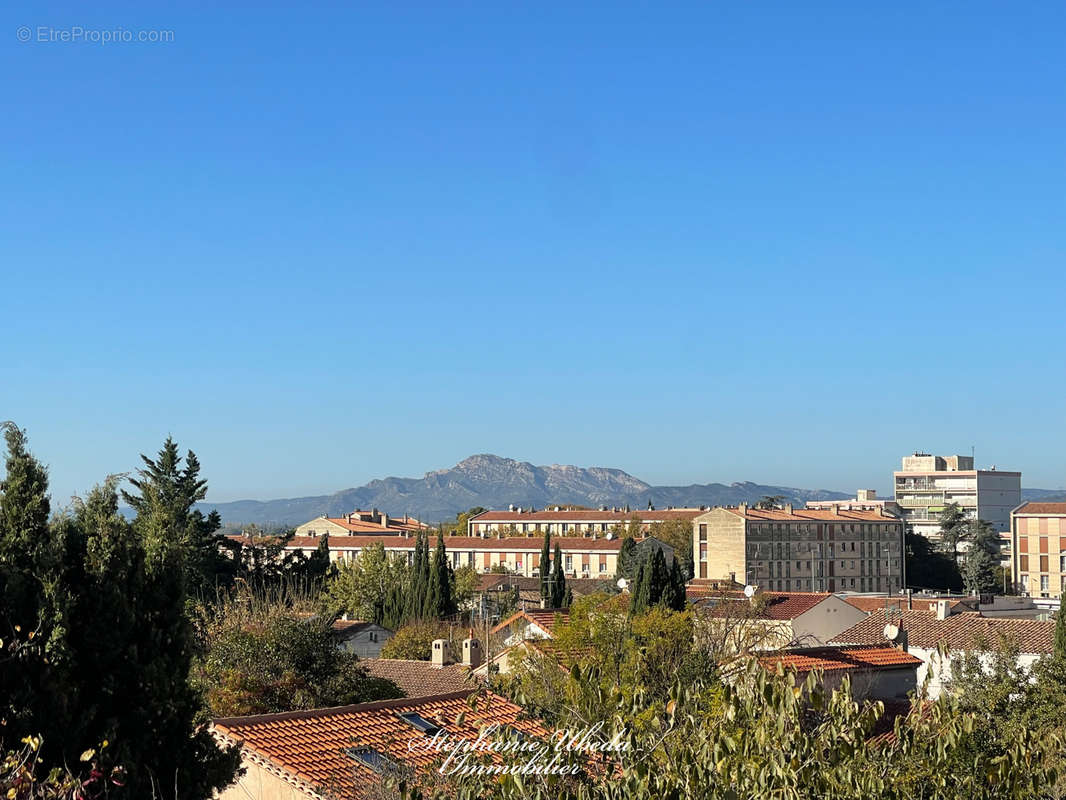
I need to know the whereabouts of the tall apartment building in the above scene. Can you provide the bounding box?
[893,453,1021,541]
[692,505,905,594]
[806,489,902,516]
[1011,502,1066,599]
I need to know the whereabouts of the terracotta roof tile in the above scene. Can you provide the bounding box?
[361,659,474,698]
[230,534,645,552]
[212,691,547,800]
[491,609,570,637]
[1014,502,1066,515]
[758,645,921,674]
[831,610,1056,654]
[724,507,898,522]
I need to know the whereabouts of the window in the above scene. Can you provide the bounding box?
[346,747,396,774]
[565,555,573,571]
[398,712,442,735]
[1040,575,1050,594]
[698,524,707,543]
[369,632,378,642]
[599,560,607,573]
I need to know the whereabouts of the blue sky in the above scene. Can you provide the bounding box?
[2,2,1064,504]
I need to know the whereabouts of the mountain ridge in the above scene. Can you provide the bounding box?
[197,454,854,527]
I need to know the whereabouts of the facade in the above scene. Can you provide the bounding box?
[693,591,869,648]
[892,453,1021,542]
[1011,502,1066,599]
[235,532,673,579]
[806,489,902,516]
[831,607,1055,699]
[756,645,921,701]
[330,620,392,659]
[294,509,426,538]
[468,507,704,537]
[692,505,905,594]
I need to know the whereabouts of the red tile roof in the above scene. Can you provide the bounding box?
[831,610,1056,654]
[491,608,570,637]
[1013,502,1066,515]
[758,644,921,674]
[695,592,834,620]
[361,659,475,698]
[213,691,547,800]
[473,508,704,523]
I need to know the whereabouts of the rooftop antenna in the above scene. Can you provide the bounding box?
[743,584,757,598]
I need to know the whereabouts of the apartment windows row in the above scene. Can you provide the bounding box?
[757,576,897,593]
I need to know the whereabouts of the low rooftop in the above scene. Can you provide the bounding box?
[361,658,474,698]
[758,644,922,675]
[832,610,1056,654]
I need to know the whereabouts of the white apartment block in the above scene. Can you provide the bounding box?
[893,453,1020,542]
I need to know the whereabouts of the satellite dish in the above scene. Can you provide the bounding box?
[743,585,757,598]
[617,578,629,591]
[883,623,900,642]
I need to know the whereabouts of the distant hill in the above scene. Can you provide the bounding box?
[197,454,854,528]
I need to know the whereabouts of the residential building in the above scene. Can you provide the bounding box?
[473,574,612,611]
[756,644,921,701]
[1010,502,1066,599]
[692,591,868,649]
[212,690,548,800]
[839,593,977,615]
[235,533,673,579]
[330,620,392,659]
[806,489,902,516]
[468,507,705,537]
[692,505,905,594]
[892,453,1021,543]
[830,606,1055,698]
[491,608,569,647]
[294,509,426,538]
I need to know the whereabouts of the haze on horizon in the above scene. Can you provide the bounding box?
[3,1,1064,504]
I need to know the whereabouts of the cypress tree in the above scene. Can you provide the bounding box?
[647,547,670,607]
[666,557,687,611]
[629,560,650,615]
[539,530,551,603]
[1054,606,1066,661]
[424,530,455,619]
[549,542,567,608]
[616,536,637,580]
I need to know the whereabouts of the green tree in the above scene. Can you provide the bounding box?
[548,542,568,608]
[120,436,232,596]
[629,561,650,615]
[194,597,400,716]
[380,621,460,660]
[938,502,971,565]
[905,529,962,591]
[1054,606,1066,660]
[962,519,1000,595]
[424,531,456,619]
[0,428,241,799]
[322,541,409,624]
[539,530,551,604]
[616,536,637,580]
[452,564,479,609]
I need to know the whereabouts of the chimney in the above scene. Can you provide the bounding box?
[431,639,452,668]
[509,504,515,512]
[381,513,389,528]
[462,638,482,668]
[906,589,913,610]
[738,502,748,514]
[785,503,793,514]
[935,599,951,621]
[831,503,840,515]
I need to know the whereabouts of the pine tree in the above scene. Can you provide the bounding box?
[120,437,230,596]
[539,530,551,603]
[0,429,240,798]
[962,519,1000,595]
[304,533,332,587]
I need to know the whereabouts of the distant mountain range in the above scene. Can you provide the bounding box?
[194,454,1066,529]
[197,454,850,528]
